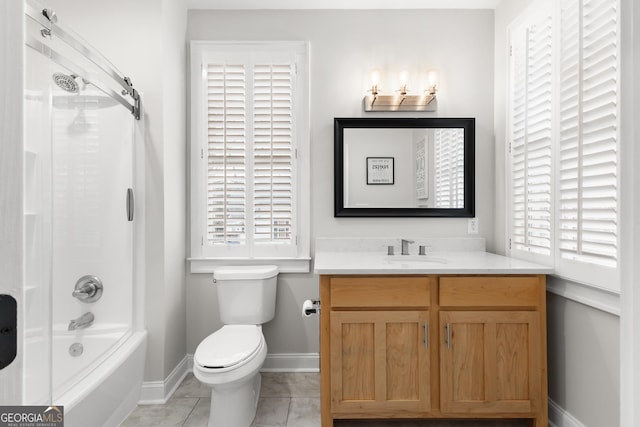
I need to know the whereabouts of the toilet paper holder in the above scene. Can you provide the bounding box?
[302,299,320,317]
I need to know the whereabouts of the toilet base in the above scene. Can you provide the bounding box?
[208,372,261,427]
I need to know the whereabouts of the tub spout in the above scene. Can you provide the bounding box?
[68,312,95,331]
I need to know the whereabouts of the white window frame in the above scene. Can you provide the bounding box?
[506,0,621,293]
[188,41,310,273]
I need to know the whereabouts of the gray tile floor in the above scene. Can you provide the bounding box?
[120,372,320,427]
[121,372,529,427]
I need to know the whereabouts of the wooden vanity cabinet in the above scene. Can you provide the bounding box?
[320,274,548,427]
[330,310,431,414]
[326,277,433,416]
[439,311,541,413]
[439,276,545,418]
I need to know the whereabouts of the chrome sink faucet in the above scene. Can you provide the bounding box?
[68,312,95,331]
[401,239,414,256]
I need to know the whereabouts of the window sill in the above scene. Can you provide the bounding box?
[188,257,311,274]
[547,274,620,316]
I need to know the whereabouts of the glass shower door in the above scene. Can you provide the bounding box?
[23,10,136,403]
[49,64,135,399]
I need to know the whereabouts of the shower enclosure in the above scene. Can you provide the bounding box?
[0,2,146,426]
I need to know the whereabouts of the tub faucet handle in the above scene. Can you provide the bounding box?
[72,275,103,303]
[72,283,95,299]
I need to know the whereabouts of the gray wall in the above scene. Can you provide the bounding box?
[494,1,621,425]
[186,9,495,357]
[547,288,620,427]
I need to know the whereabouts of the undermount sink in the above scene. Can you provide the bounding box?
[385,255,448,264]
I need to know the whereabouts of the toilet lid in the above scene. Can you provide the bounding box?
[213,265,278,281]
[195,325,262,369]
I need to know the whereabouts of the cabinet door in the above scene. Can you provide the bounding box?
[440,311,541,414]
[330,310,430,415]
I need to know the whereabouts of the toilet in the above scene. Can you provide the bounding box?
[193,265,278,427]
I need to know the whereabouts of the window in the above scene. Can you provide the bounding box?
[507,0,620,291]
[190,42,310,273]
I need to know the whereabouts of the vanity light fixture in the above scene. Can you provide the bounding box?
[364,68,439,112]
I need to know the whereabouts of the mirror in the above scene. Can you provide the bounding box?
[334,117,475,217]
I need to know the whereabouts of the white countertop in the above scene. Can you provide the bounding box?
[314,250,553,275]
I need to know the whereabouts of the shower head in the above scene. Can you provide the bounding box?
[52,72,80,93]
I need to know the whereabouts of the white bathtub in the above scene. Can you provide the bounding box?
[53,329,147,427]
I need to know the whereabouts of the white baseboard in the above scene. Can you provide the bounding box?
[262,353,319,372]
[138,355,189,404]
[184,352,319,374]
[549,398,586,427]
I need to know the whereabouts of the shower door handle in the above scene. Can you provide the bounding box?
[126,188,134,221]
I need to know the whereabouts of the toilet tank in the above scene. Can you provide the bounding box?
[213,265,279,325]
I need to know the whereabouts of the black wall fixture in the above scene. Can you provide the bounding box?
[0,294,17,370]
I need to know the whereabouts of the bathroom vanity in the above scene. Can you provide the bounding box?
[314,238,553,427]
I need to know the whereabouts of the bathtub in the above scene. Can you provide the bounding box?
[52,327,147,427]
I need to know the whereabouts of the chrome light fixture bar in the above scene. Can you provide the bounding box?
[364,68,438,112]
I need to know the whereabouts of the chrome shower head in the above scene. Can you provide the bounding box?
[52,72,79,93]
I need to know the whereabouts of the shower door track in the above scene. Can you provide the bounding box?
[25,2,141,120]
[26,36,137,117]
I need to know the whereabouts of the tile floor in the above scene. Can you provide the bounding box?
[120,372,320,427]
[120,372,529,427]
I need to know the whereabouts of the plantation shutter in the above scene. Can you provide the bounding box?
[253,64,294,245]
[206,64,247,246]
[509,12,553,259]
[558,0,618,275]
[434,128,464,208]
[200,50,299,258]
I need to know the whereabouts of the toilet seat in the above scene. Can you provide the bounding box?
[195,325,262,370]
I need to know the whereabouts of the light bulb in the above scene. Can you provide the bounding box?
[399,70,408,87]
[370,69,381,95]
[371,69,380,86]
[427,68,439,92]
[399,70,408,95]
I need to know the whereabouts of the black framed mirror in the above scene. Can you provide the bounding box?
[334,117,475,217]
